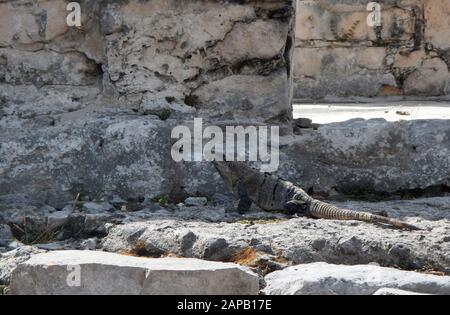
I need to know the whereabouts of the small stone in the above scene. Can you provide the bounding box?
[184,197,208,207]
[34,242,65,251]
[80,238,98,250]
[109,195,127,207]
[46,209,72,229]
[81,202,115,213]
[294,118,313,129]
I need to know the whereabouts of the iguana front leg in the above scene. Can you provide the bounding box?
[236,183,252,213]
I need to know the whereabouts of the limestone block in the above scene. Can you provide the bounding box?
[10,250,259,295]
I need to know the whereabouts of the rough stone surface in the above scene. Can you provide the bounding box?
[10,250,259,295]
[0,224,12,248]
[185,197,208,207]
[0,0,296,122]
[2,113,450,208]
[0,114,232,209]
[278,119,450,197]
[263,262,450,295]
[1,197,448,287]
[98,197,450,274]
[294,0,450,99]
[0,246,44,285]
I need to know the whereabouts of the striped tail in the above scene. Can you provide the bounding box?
[305,199,421,230]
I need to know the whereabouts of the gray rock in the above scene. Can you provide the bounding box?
[294,118,313,129]
[184,197,208,207]
[81,202,115,214]
[80,238,98,251]
[278,119,450,197]
[10,250,259,295]
[100,197,450,274]
[0,246,45,284]
[263,262,450,295]
[0,224,13,247]
[47,209,73,230]
[373,288,430,295]
[34,242,66,251]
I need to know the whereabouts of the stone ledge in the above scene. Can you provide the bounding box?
[263,262,450,295]
[10,250,259,295]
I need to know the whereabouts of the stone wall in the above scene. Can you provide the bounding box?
[1,0,450,208]
[0,0,296,122]
[294,0,450,100]
[0,0,297,207]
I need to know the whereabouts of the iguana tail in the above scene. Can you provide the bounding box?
[305,199,421,230]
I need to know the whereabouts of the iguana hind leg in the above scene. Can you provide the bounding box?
[285,200,309,216]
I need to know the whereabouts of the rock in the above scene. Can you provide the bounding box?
[47,209,73,230]
[100,197,450,274]
[293,118,313,129]
[10,250,259,295]
[403,58,450,96]
[0,224,13,247]
[80,238,98,251]
[0,246,44,285]
[34,243,66,251]
[278,119,450,197]
[373,288,430,295]
[294,46,393,99]
[263,262,450,295]
[3,115,450,208]
[184,197,208,207]
[81,202,115,214]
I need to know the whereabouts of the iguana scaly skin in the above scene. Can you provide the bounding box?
[213,160,420,230]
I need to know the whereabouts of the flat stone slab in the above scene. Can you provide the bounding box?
[263,262,450,295]
[10,251,259,295]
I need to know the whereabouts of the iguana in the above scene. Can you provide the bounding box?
[213,160,420,230]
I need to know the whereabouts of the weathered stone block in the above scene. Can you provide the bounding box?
[263,262,450,295]
[296,0,416,42]
[293,46,395,98]
[1,0,296,122]
[293,0,450,99]
[10,250,259,295]
[278,118,450,196]
[403,58,450,95]
[101,0,296,121]
[425,0,450,50]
